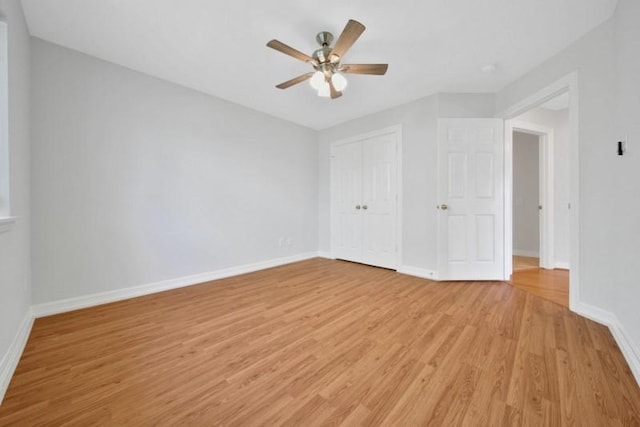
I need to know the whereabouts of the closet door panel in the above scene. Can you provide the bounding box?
[362,134,397,269]
[330,142,363,263]
[331,130,398,270]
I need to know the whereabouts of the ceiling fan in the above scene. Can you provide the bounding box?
[267,19,388,99]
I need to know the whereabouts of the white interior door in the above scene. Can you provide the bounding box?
[437,118,505,280]
[330,130,399,269]
[361,133,397,269]
[331,142,363,262]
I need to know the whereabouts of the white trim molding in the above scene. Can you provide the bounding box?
[32,252,320,318]
[397,266,438,281]
[316,251,334,259]
[0,308,34,404]
[497,71,580,311]
[574,302,640,387]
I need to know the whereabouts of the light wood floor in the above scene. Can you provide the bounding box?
[513,255,541,271]
[510,256,569,308]
[1,259,638,426]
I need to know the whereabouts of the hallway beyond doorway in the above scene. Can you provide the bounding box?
[509,256,569,307]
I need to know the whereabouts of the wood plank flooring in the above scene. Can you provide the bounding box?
[513,256,541,271]
[1,258,638,426]
[510,257,569,307]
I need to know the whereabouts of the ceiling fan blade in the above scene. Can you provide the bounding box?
[276,72,314,89]
[340,64,388,75]
[328,79,342,99]
[267,40,318,65]
[330,19,366,60]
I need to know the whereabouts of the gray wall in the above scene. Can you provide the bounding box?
[318,93,495,271]
[512,132,539,256]
[0,0,31,386]
[612,0,640,359]
[498,0,640,356]
[30,39,319,303]
[497,18,615,309]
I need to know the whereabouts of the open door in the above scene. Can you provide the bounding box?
[437,119,505,280]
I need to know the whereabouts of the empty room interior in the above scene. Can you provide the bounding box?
[1,0,639,425]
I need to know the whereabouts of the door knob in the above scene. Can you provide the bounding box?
[362,205,368,210]
[356,205,361,210]
[438,204,448,210]
[538,205,543,210]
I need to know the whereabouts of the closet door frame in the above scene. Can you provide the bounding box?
[329,125,403,269]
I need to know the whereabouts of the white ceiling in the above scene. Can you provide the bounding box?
[21,0,617,130]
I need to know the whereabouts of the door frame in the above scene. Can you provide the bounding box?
[329,125,403,269]
[506,120,555,272]
[496,71,579,311]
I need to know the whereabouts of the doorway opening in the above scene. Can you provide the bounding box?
[502,84,575,308]
[512,130,541,269]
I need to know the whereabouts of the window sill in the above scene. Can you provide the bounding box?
[0,216,18,233]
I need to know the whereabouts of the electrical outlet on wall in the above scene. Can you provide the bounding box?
[286,237,292,247]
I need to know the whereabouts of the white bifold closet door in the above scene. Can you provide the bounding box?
[331,132,398,270]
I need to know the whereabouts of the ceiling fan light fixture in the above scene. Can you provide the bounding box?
[267,19,387,99]
[309,71,325,90]
[331,72,348,91]
[317,82,331,97]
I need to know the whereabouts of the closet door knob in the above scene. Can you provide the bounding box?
[362,205,368,210]
[440,204,448,210]
[356,205,361,210]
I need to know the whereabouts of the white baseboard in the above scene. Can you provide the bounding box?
[513,249,540,258]
[573,302,617,324]
[608,322,640,387]
[554,261,570,270]
[317,251,334,259]
[397,265,438,281]
[32,252,320,318]
[0,308,34,404]
[574,302,640,387]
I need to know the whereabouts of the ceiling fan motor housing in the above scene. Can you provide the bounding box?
[313,47,333,65]
[316,31,334,47]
